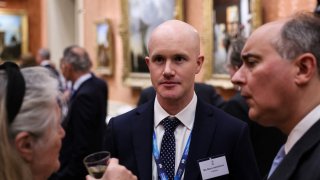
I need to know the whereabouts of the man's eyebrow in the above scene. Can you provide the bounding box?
[241,53,260,61]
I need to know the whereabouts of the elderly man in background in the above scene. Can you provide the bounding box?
[50,46,108,180]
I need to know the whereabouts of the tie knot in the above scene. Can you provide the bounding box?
[161,116,180,132]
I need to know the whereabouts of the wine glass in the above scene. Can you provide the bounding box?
[83,151,111,178]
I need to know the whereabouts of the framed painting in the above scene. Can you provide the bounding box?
[203,0,262,89]
[0,9,28,61]
[120,0,184,88]
[95,19,114,75]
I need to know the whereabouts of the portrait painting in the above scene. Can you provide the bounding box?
[96,19,114,75]
[202,0,261,88]
[0,9,28,61]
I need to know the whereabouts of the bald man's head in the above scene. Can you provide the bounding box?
[148,20,201,55]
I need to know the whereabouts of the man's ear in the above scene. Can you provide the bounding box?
[14,132,34,163]
[65,63,73,71]
[145,56,150,67]
[195,55,204,74]
[294,53,317,85]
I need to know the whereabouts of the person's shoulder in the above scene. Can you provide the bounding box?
[86,74,108,91]
[223,93,248,112]
[91,73,107,84]
[112,101,153,121]
[197,101,248,141]
[199,100,247,127]
[141,86,155,95]
[195,82,215,92]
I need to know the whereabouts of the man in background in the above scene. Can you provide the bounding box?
[50,45,108,180]
[36,48,65,92]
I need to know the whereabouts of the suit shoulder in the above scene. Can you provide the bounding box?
[202,102,247,128]
[109,102,151,124]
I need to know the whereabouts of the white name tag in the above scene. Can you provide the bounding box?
[198,156,229,180]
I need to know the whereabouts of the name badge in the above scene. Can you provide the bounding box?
[198,155,229,180]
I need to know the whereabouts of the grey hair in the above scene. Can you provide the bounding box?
[38,48,50,60]
[8,67,59,139]
[0,66,59,179]
[62,45,92,72]
[272,12,320,75]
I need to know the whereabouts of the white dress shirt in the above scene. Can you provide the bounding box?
[285,104,320,154]
[152,93,197,180]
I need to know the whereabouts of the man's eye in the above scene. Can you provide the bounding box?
[174,56,185,63]
[153,56,164,64]
[245,58,258,67]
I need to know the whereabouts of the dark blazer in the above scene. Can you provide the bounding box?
[105,98,261,180]
[51,74,108,180]
[137,83,225,108]
[222,92,286,177]
[267,119,320,180]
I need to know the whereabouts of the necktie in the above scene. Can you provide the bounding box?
[268,145,286,179]
[160,116,180,180]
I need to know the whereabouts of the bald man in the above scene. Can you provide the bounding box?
[104,20,260,180]
[232,12,320,180]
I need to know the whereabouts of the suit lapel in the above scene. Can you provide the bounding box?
[269,119,320,180]
[132,101,154,179]
[184,100,217,180]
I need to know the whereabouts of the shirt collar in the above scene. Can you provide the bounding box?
[40,60,51,66]
[154,92,197,130]
[285,104,320,154]
[72,73,92,91]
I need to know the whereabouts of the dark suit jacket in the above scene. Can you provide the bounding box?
[137,83,225,108]
[267,119,320,180]
[222,92,286,177]
[51,74,108,180]
[105,98,261,180]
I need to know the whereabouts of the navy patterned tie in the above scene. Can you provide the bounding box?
[160,116,180,180]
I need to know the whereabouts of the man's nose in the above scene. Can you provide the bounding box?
[163,60,175,77]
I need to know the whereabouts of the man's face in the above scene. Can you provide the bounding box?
[231,22,296,127]
[35,54,42,65]
[60,59,71,81]
[145,28,203,103]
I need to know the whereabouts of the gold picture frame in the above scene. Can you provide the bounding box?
[95,18,114,75]
[0,9,28,62]
[204,0,262,89]
[120,0,184,88]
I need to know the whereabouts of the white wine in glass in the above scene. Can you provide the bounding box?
[83,151,110,178]
[87,164,107,178]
